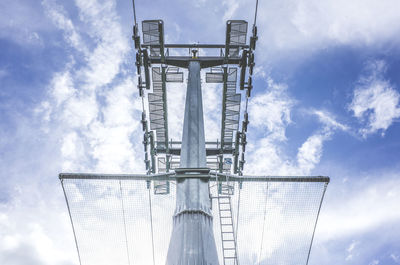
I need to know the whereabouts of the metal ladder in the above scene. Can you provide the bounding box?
[218,196,239,265]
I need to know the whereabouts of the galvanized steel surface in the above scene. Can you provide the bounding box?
[166,61,220,265]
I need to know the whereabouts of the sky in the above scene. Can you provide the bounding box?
[0,0,400,264]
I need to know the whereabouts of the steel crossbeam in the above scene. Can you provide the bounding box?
[59,172,330,183]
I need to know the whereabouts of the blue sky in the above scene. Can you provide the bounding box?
[1,0,400,264]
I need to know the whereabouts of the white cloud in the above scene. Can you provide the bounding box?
[311,109,349,132]
[39,0,139,174]
[296,132,329,175]
[0,0,53,46]
[368,260,380,265]
[222,0,240,22]
[42,0,88,55]
[349,60,400,137]
[74,0,129,89]
[249,78,294,141]
[247,78,333,176]
[309,171,400,264]
[259,0,400,61]
[205,0,400,64]
[50,70,75,106]
[0,179,78,265]
[317,176,400,242]
[295,109,351,175]
[391,254,400,263]
[345,240,359,260]
[0,68,9,80]
[1,2,141,263]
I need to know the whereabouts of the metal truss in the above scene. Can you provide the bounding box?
[134,18,258,184]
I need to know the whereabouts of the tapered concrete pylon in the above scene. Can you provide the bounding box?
[165,61,220,265]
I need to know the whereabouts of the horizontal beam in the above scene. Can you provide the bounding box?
[157,141,223,145]
[213,173,330,183]
[149,56,241,68]
[156,147,234,156]
[59,172,330,183]
[59,172,174,180]
[142,44,249,49]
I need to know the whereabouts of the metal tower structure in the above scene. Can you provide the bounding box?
[59,1,330,265]
[133,16,258,265]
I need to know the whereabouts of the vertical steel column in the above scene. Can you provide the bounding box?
[166,61,220,265]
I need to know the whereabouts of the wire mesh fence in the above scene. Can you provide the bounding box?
[62,177,327,265]
[211,181,327,265]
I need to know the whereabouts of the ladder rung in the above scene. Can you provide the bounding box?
[218,195,237,264]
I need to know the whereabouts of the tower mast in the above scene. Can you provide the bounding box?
[166,60,219,264]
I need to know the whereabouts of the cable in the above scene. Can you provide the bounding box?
[148,188,156,265]
[257,182,269,265]
[131,0,137,26]
[235,186,241,243]
[306,183,328,265]
[119,181,131,265]
[253,0,259,26]
[61,180,83,265]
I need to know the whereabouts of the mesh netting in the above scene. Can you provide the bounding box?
[62,179,176,265]
[210,181,327,265]
[62,178,327,265]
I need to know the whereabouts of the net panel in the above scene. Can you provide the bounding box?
[211,180,327,265]
[62,178,326,265]
[62,178,176,265]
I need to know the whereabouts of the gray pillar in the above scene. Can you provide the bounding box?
[166,61,220,265]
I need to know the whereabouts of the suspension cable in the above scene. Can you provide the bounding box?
[306,183,328,264]
[245,95,249,113]
[119,181,131,265]
[131,0,137,26]
[257,182,269,264]
[148,188,156,265]
[61,180,82,265]
[253,0,259,26]
[235,186,241,243]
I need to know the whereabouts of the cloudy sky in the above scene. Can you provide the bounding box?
[1,0,400,264]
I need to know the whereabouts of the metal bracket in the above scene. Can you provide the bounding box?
[174,168,211,179]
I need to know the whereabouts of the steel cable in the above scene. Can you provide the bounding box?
[254,0,259,26]
[257,182,269,264]
[119,181,131,265]
[131,0,137,26]
[306,183,328,265]
[148,188,156,265]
